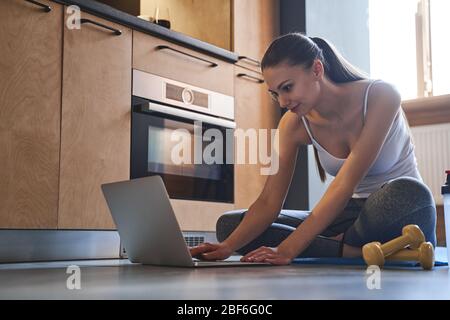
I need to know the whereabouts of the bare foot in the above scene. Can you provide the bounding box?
[330,233,344,241]
[342,244,362,258]
[329,233,362,258]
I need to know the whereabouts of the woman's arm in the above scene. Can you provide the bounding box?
[261,82,401,262]
[223,112,308,252]
[278,81,402,259]
[190,111,310,260]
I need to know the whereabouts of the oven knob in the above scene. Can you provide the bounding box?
[182,88,194,105]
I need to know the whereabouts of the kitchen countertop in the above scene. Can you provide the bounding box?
[51,0,239,63]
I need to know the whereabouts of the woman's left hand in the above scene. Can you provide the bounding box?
[240,246,293,265]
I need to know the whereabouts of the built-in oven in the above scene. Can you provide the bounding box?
[131,69,235,203]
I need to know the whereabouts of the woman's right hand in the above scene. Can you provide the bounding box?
[189,242,234,261]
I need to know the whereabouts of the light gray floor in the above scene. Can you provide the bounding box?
[1,249,450,300]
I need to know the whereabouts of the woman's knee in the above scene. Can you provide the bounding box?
[381,178,436,240]
[381,177,435,207]
[216,210,296,255]
[407,205,437,247]
[367,177,435,220]
[215,209,247,242]
[216,209,308,242]
[346,177,437,247]
[236,223,295,255]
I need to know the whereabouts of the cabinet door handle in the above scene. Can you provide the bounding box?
[24,0,52,12]
[80,18,122,36]
[238,56,261,67]
[237,73,264,84]
[156,45,218,68]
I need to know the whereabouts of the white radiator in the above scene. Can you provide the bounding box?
[410,123,450,205]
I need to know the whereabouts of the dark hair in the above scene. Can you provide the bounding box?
[261,33,368,182]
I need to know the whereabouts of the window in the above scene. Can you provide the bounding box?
[368,0,450,100]
[430,0,450,96]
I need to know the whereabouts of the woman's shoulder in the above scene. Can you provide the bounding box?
[365,80,402,109]
[358,79,401,98]
[278,111,312,146]
[348,79,399,92]
[346,79,401,109]
[358,79,402,130]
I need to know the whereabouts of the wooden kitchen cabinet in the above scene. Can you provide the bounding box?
[233,0,280,71]
[98,0,233,51]
[133,30,234,96]
[234,67,281,209]
[233,0,281,208]
[58,10,132,229]
[0,0,62,228]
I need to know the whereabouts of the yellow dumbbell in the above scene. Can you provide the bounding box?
[386,242,435,270]
[362,224,426,267]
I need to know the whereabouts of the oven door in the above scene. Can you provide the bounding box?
[131,96,235,203]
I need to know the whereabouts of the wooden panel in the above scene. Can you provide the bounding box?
[234,66,281,209]
[95,0,141,16]
[133,30,234,96]
[140,0,232,51]
[233,0,280,71]
[171,199,234,232]
[97,0,232,50]
[402,94,450,126]
[59,11,132,229]
[0,0,62,228]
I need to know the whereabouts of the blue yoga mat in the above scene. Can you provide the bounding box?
[292,257,447,267]
[292,247,448,267]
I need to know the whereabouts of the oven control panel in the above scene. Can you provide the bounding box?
[132,69,234,121]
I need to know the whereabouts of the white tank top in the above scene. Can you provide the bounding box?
[301,80,422,198]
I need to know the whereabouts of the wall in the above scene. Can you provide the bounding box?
[305,0,370,75]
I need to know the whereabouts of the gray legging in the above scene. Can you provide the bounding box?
[216,177,437,258]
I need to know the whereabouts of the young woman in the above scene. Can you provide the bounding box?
[190,33,436,265]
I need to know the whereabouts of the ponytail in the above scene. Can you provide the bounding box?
[309,37,368,83]
[313,145,326,182]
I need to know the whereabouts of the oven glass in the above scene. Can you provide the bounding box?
[131,97,234,203]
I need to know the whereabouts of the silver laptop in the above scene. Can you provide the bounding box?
[101,175,269,268]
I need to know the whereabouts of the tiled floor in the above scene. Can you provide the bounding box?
[0,249,449,300]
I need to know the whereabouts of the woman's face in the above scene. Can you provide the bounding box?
[262,60,322,116]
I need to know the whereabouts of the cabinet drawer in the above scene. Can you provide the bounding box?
[133,31,233,96]
[235,55,263,74]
